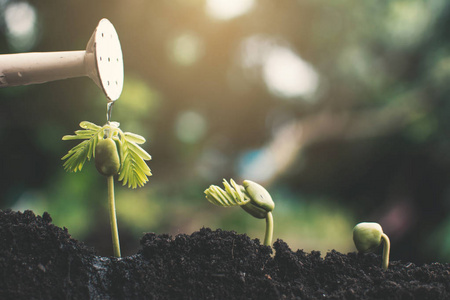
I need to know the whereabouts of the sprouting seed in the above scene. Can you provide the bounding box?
[205,179,275,246]
[62,121,152,257]
[353,222,390,270]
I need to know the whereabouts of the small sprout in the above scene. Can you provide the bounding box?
[62,121,152,188]
[205,179,275,246]
[62,121,152,257]
[353,222,390,270]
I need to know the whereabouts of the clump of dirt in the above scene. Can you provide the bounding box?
[0,209,449,299]
[0,209,94,299]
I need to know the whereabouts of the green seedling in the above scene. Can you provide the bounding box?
[204,179,275,246]
[353,222,390,270]
[62,120,152,257]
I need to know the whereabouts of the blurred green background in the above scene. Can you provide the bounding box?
[1,0,450,263]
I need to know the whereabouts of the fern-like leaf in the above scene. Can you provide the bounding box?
[61,122,102,172]
[205,179,250,207]
[62,140,90,172]
[118,137,152,189]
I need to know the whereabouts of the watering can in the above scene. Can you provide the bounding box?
[0,18,123,101]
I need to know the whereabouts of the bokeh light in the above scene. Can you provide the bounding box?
[169,33,203,66]
[205,0,255,20]
[239,36,319,99]
[262,46,319,99]
[175,110,208,144]
[4,1,38,51]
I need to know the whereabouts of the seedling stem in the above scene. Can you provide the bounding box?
[264,211,273,246]
[381,233,390,270]
[108,175,121,257]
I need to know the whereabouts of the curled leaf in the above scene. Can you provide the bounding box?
[204,179,250,207]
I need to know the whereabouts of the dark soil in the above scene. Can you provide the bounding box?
[0,210,449,299]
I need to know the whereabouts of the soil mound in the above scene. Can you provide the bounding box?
[0,210,449,299]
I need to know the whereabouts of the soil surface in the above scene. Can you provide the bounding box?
[0,210,449,299]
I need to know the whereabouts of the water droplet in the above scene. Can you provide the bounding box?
[106,101,114,123]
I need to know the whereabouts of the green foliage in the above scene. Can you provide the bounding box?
[61,121,101,172]
[62,121,151,188]
[205,179,275,214]
[205,179,250,207]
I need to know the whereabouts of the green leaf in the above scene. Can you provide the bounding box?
[62,140,90,172]
[127,141,152,161]
[117,135,152,188]
[124,132,146,144]
[89,133,99,160]
[61,122,103,172]
[80,121,101,130]
[204,179,250,207]
[62,135,89,141]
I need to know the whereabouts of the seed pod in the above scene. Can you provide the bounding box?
[353,222,391,270]
[95,138,120,176]
[353,222,383,252]
[243,180,275,212]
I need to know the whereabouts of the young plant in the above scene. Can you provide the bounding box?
[204,179,275,246]
[62,120,151,257]
[353,222,390,270]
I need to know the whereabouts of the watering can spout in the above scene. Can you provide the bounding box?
[0,18,123,101]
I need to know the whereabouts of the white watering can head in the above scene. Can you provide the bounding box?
[0,18,123,101]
